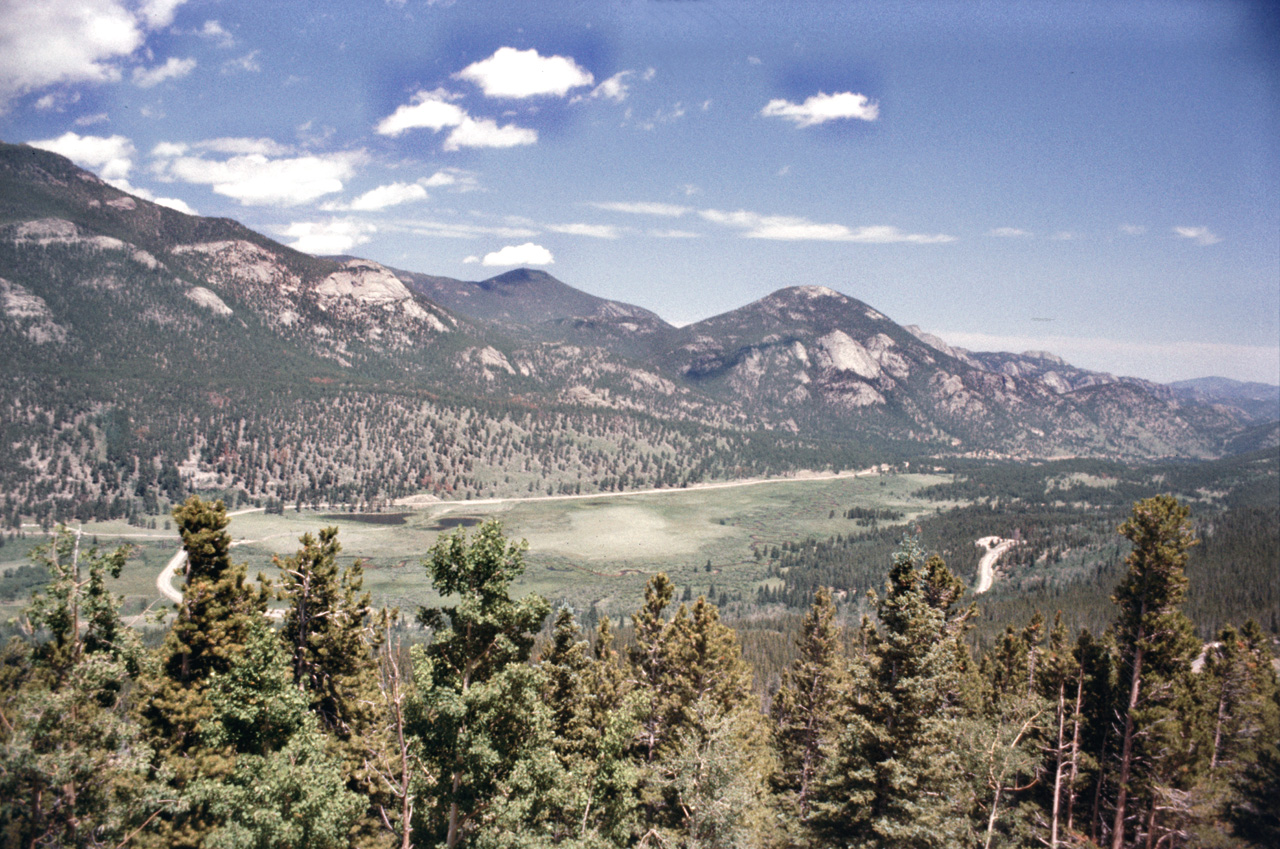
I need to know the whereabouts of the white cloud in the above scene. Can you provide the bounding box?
[700,209,953,243]
[284,219,377,255]
[152,195,197,215]
[548,223,620,239]
[988,227,1032,237]
[761,91,879,127]
[422,168,478,190]
[1119,224,1146,236]
[395,220,538,240]
[28,131,135,180]
[151,140,189,157]
[1051,231,1077,241]
[332,182,428,211]
[456,47,593,98]
[137,0,186,28]
[480,242,554,266]
[443,117,537,151]
[132,56,196,88]
[590,201,692,217]
[197,20,233,47]
[650,229,701,239]
[374,91,536,150]
[74,111,109,126]
[580,70,633,103]
[221,50,260,75]
[195,136,294,156]
[1174,226,1221,246]
[376,90,467,136]
[0,0,143,103]
[155,150,360,206]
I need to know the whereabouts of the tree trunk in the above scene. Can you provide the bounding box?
[1051,679,1066,849]
[1065,663,1085,836]
[1112,630,1147,849]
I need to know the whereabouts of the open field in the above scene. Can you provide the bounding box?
[1,471,948,624]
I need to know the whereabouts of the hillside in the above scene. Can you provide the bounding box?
[0,141,1258,523]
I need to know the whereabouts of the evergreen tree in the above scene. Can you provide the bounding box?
[1107,495,1200,849]
[808,538,973,849]
[770,586,851,836]
[0,527,169,848]
[410,520,556,849]
[136,496,269,848]
[275,526,388,846]
[191,617,364,849]
[539,608,641,846]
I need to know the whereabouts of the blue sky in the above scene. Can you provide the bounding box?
[1,0,1277,384]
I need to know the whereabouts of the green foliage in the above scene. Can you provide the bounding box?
[808,538,973,849]
[0,526,171,849]
[770,586,850,832]
[411,520,556,848]
[192,617,364,849]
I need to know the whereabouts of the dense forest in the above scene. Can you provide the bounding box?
[1,493,1275,849]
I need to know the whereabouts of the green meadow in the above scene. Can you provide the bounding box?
[2,472,948,625]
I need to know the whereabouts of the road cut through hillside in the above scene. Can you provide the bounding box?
[974,536,1020,594]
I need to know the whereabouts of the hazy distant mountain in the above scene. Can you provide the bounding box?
[0,141,1256,517]
[1168,377,1280,422]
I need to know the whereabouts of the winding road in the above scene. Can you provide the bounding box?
[973,536,1020,594]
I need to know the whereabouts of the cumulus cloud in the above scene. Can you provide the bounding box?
[478,242,554,266]
[0,0,150,103]
[700,209,953,243]
[324,182,429,212]
[195,136,294,156]
[422,168,478,190]
[132,56,196,88]
[548,223,620,239]
[152,195,197,215]
[456,47,593,98]
[589,201,692,217]
[761,91,879,127]
[284,219,377,255]
[28,131,135,180]
[443,117,537,151]
[137,0,186,28]
[988,227,1032,237]
[1173,226,1221,246]
[197,19,234,47]
[375,90,536,150]
[574,70,634,103]
[153,148,361,206]
[376,90,467,136]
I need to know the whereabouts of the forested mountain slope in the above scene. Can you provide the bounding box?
[0,142,1257,522]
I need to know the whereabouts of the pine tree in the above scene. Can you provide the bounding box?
[275,526,387,846]
[0,527,169,848]
[191,617,364,849]
[539,608,641,846]
[1107,495,1200,849]
[770,586,850,835]
[135,496,268,848]
[808,538,973,849]
[410,520,556,849]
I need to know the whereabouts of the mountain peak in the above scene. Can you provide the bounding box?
[480,267,558,289]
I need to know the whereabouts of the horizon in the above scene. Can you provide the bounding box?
[1,0,1276,385]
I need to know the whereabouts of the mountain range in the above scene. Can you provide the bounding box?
[0,141,1274,520]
